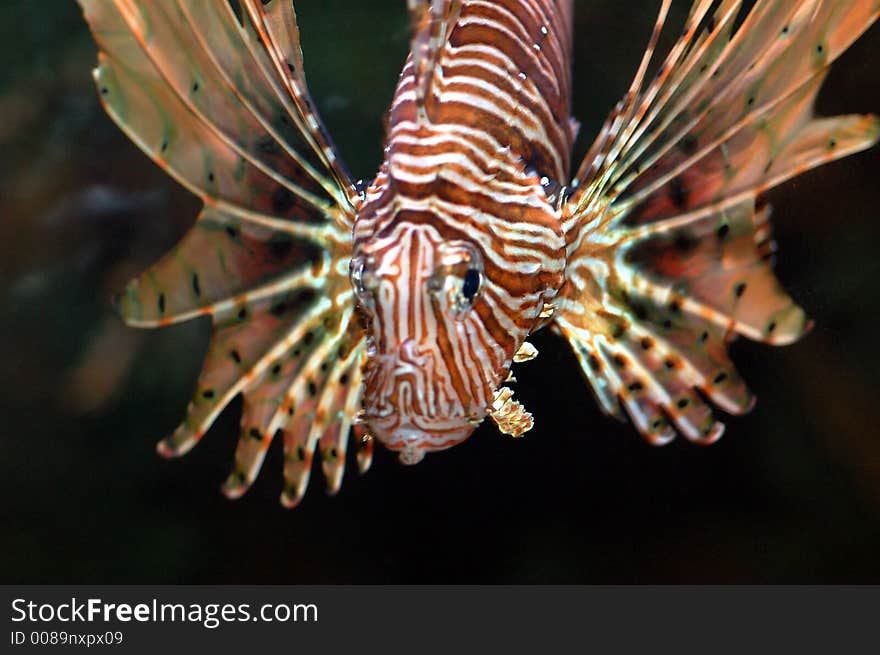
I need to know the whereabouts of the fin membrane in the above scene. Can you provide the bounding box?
[558,0,879,444]
[80,0,369,503]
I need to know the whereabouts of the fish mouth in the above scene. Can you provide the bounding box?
[363,414,481,465]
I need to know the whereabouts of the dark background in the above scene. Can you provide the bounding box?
[2,1,879,583]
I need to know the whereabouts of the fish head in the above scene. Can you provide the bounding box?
[351,216,562,464]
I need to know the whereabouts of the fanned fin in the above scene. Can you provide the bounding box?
[79,0,368,505]
[558,0,879,445]
[222,311,363,501]
[277,325,361,508]
[239,0,359,211]
[159,289,329,458]
[115,208,328,327]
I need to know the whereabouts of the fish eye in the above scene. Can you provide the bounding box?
[428,241,484,318]
[462,267,482,301]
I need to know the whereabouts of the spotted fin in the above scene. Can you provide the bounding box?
[79,0,367,504]
[558,0,879,444]
[276,332,363,507]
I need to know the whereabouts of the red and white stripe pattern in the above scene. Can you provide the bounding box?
[81,0,880,503]
[353,0,574,463]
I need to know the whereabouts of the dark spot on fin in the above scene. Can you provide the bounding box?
[268,233,294,260]
[668,178,689,209]
[257,136,281,156]
[674,233,696,252]
[271,187,295,215]
[679,135,698,155]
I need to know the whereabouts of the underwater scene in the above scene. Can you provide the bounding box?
[2,0,879,583]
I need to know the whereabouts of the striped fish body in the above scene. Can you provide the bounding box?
[78,0,878,505]
[353,0,575,463]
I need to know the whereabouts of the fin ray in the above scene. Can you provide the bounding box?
[408,0,462,117]
[558,1,878,445]
[78,0,368,503]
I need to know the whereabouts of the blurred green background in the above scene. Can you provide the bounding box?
[1,1,879,583]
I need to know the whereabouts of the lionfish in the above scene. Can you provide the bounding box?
[79,0,879,507]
